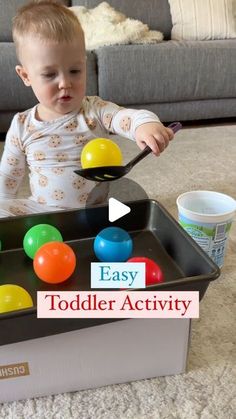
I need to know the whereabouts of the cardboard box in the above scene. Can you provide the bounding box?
[0,318,191,403]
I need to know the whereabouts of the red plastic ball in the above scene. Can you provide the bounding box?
[33,241,76,284]
[128,257,164,285]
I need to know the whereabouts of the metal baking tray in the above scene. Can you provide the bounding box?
[0,199,220,346]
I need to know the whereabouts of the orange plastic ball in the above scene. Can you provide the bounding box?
[33,241,76,284]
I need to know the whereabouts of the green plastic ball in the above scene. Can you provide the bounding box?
[23,224,63,259]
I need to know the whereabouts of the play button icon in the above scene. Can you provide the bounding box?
[108,198,131,222]
[85,177,149,232]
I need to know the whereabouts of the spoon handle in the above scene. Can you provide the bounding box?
[126,121,182,169]
[126,146,152,168]
[167,121,182,133]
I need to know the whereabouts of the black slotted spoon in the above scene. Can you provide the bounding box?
[74,122,182,182]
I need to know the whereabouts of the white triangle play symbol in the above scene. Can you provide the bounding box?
[109,198,131,222]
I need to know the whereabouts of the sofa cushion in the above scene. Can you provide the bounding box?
[71,0,173,39]
[0,43,37,111]
[0,43,98,111]
[168,0,236,41]
[0,0,70,41]
[134,98,236,122]
[96,40,236,105]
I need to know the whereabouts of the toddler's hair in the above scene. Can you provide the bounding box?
[12,0,84,60]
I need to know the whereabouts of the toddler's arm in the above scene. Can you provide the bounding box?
[89,97,174,155]
[135,122,174,156]
[0,115,26,199]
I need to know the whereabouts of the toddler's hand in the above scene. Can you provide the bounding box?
[135,122,174,156]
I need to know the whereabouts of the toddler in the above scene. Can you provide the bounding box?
[0,0,174,217]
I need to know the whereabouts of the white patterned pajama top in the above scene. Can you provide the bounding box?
[0,96,160,217]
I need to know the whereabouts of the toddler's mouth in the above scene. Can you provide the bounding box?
[59,96,72,102]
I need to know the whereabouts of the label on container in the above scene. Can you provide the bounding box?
[179,214,232,267]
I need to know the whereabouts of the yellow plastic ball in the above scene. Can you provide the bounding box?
[81,138,123,169]
[0,284,33,314]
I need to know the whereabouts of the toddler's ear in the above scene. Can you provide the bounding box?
[15,65,31,87]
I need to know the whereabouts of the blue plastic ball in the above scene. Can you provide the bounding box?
[94,227,133,262]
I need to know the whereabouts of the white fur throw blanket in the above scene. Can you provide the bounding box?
[69,2,163,50]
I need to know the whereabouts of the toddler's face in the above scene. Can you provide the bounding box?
[16,34,86,121]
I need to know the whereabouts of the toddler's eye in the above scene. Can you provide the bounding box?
[70,69,81,74]
[42,73,55,78]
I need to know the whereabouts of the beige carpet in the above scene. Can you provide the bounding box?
[0,124,236,418]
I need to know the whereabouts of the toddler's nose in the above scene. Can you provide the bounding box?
[58,74,72,89]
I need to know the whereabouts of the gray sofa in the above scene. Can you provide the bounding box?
[0,0,236,133]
